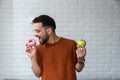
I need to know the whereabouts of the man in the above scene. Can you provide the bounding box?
[26,15,86,80]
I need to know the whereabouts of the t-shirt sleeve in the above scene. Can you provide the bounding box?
[36,45,42,68]
[72,40,77,64]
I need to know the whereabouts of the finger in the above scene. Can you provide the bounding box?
[76,48,81,53]
[26,45,31,51]
[77,45,79,48]
[26,43,28,46]
[26,45,32,52]
[76,49,80,54]
[82,47,86,52]
[82,47,86,55]
[31,44,36,49]
[26,45,32,49]
[77,45,83,51]
[26,47,30,52]
[77,47,82,52]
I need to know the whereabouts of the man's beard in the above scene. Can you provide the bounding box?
[39,34,49,45]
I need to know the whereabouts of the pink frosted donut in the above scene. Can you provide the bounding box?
[26,38,36,47]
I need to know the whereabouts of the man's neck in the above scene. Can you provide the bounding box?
[47,34,61,44]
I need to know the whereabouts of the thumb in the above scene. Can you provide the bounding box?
[32,44,37,51]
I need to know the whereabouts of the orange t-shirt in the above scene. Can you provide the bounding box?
[36,37,77,80]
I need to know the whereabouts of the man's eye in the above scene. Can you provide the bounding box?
[35,30,40,33]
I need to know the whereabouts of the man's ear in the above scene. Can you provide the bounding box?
[47,28,52,35]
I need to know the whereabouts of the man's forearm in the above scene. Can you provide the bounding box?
[75,59,85,72]
[75,62,84,72]
[31,55,41,77]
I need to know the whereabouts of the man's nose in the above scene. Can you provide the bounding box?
[34,33,39,37]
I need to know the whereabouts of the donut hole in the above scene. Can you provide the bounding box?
[29,40,33,44]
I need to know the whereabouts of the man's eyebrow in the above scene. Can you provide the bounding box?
[34,29,40,30]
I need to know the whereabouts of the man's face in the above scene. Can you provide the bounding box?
[33,23,49,45]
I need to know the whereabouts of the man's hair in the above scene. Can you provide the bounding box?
[32,15,56,30]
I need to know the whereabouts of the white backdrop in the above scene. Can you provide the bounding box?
[0,0,120,80]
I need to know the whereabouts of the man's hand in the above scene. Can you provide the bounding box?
[26,44,36,58]
[76,46,86,60]
[75,46,86,72]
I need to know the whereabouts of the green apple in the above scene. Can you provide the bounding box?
[77,39,86,47]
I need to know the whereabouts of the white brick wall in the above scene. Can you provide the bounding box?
[0,0,120,80]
